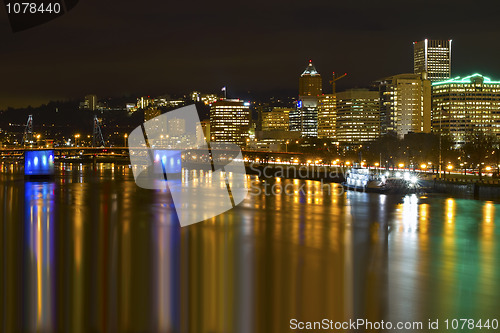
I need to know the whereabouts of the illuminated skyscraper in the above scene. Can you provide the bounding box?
[413,39,452,82]
[295,97,318,137]
[292,60,322,137]
[432,73,500,143]
[317,94,336,139]
[288,105,301,132]
[210,99,251,146]
[336,89,380,144]
[299,60,322,96]
[379,73,431,138]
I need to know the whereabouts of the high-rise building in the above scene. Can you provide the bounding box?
[432,73,500,143]
[299,60,322,96]
[294,97,318,137]
[289,100,301,132]
[294,60,322,137]
[210,99,251,146]
[413,39,452,82]
[378,73,432,138]
[262,107,291,131]
[317,94,336,139]
[336,89,380,144]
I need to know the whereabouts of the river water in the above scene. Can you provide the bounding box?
[1,164,499,332]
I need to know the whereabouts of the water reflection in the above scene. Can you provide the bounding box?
[24,181,56,332]
[153,192,181,332]
[0,166,499,332]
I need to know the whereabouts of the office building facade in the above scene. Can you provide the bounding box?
[432,73,500,143]
[262,107,291,131]
[298,97,319,137]
[413,39,452,82]
[336,89,380,144]
[379,73,432,138]
[317,94,336,139]
[210,99,251,146]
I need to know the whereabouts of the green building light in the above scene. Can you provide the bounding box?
[432,73,500,86]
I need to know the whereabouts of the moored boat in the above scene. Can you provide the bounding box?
[342,167,421,194]
[342,167,386,193]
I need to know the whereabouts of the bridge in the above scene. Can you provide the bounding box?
[0,146,308,164]
[5,114,308,164]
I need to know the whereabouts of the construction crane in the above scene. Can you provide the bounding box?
[330,72,347,95]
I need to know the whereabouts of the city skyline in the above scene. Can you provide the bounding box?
[2,2,500,333]
[2,0,500,109]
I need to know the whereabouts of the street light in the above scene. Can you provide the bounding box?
[421,164,427,169]
[74,134,80,147]
[446,164,453,178]
[124,133,128,147]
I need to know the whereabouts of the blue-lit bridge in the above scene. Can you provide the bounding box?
[0,147,305,162]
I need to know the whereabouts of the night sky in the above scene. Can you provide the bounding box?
[1,0,500,109]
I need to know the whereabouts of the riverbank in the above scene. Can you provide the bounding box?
[421,178,500,200]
